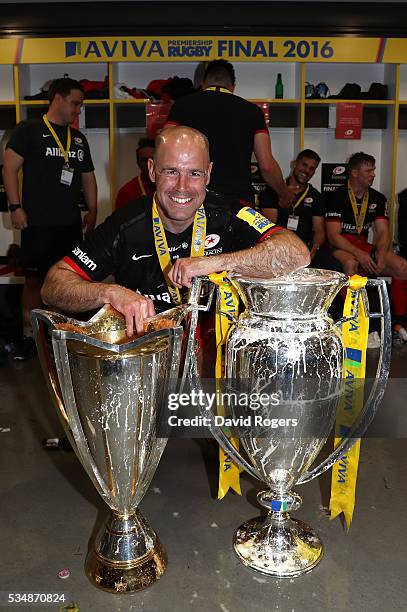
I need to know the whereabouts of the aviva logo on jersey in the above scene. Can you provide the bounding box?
[237,207,275,233]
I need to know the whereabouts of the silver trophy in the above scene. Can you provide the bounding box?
[32,305,182,593]
[188,269,391,577]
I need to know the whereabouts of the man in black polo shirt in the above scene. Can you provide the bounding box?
[258,149,326,256]
[42,126,309,336]
[3,77,97,359]
[166,60,291,210]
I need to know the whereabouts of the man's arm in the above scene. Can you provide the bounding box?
[168,230,310,288]
[260,208,278,224]
[310,216,325,259]
[326,221,377,274]
[81,171,98,236]
[253,133,292,208]
[2,148,28,230]
[42,260,155,336]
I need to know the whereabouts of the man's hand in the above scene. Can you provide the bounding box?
[278,186,296,209]
[168,256,216,288]
[355,250,378,275]
[106,286,156,336]
[11,208,28,230]
[375,250,387,275]
[82,211,97,237]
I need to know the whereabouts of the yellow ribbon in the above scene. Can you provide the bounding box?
[43,114,71,165]
[205,86,233,94]
[152,194,206,305]
[208,272,241,499]
[329,274,368,529]
[347,180,369,235]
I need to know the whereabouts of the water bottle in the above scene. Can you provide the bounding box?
[275,73,284,99]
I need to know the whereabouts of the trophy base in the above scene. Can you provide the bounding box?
[85,509,168,593]
[233,515,323,578]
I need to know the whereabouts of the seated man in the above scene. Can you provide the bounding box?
[259,149,340,270]
[42,126,310,335]
[392,188,407,343]
[325,151,407,346]
[115,137,155,209]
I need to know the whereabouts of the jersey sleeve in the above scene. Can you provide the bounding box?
[375,192,389,220]
[63,213,122,282]
[5,121,32,159]
[252,104,268,133]
[258,186,279,210]
[79,133,95,173]
[311,189,325,217]
[230,206,282,250]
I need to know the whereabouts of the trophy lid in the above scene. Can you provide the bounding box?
[229,268,347,318]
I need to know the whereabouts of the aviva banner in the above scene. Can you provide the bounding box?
[6,36,391,64]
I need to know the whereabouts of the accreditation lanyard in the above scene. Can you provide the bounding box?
[291,183,310,212]
[347,181,369,235]
[152,194,206,305]
[205,86,232,94]
[287,183,309,231]
[137,175,147,196]
[43,114,71,165]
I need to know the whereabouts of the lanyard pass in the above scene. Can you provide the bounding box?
[61,163,74,186]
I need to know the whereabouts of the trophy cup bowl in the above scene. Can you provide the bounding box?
[32,305,182,593]
[188,269,391,577]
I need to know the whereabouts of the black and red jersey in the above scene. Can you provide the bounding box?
[325,184,388,238]
[64,195,280,312]
[167,89,268,202]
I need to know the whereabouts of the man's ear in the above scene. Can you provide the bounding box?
[206,162,213,186]
[148,158,156,183]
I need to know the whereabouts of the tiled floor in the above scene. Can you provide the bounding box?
[0,344,406,612]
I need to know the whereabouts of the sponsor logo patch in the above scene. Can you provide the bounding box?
[73,246,97,271]
[237,207,275,233]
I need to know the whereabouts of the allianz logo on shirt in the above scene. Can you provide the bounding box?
[45,148,84,161]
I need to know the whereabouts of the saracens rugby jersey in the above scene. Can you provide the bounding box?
[325,184,388,238]
[64,196,281,312]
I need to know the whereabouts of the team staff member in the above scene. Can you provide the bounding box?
[41,126,310,336]
[115,137,155,209]
[3,77,97,359]
[166,60,291,210]
[259,149,326,262]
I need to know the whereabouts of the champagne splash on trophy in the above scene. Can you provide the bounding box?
[188,269,391,577]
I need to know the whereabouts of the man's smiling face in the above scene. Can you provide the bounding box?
[148,128,212,231]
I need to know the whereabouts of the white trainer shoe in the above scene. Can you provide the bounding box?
[367,331,381,349]
[398,325,407,342]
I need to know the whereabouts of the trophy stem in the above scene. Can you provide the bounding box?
[233,490,323,577]
[85,509,167,593]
